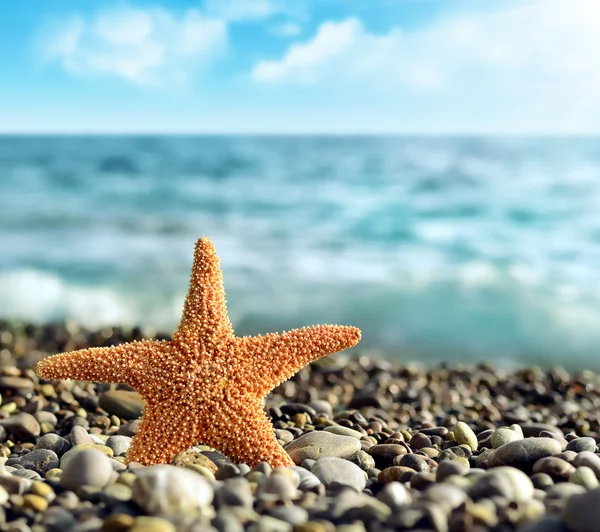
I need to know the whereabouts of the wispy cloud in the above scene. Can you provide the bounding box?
[40,6,227,88]
[251,0,600,132]
[204,0,287,22]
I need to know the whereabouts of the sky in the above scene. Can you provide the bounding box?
[1,0,600,134]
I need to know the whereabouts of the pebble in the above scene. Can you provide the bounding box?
[60,448,114,491]
[132,465,213,515]
[0,413,40,440]
[130,516,176,532]
[105,435,131,456]
[566,437,597,453]
[471,466,534,502]
[20,449,59,475]
[563,487,600,532]
[99,390,145,419]
[488,437,562,470]
[377,481,412,507]
[34,433,71,456]
[311,457,366,492]
[453,422,478,451]
[573,451,600,477]
[532,456,576,480]
[70,425,94,446]
[490,427,523,448]
[217,477,253,508]
[571,466,599,490]
[284,431,361,463]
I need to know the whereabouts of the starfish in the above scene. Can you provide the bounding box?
[36,237,361,467]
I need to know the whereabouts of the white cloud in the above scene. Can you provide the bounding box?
[251,0,600,133]
[41,6,227,87]
[203,0,295,22]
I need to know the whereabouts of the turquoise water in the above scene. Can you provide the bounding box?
[2,135,600,368]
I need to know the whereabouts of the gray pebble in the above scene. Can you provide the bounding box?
[284,431,361,463]
[471,466,534,502]
[311,457,366,492]
[216,477,253,508]
[70,426,93,446]
[350,450,375,471]
[0,413,40,440]
[289,466,321,491]
[105,435,131,456]
[573,451,600,477]
[34,434,71,457]
[567,437,597,453]
[247,516,291,532]
[323,426,363,439]
[60,448,113,491]
[307,400,333,417]
[267,505,308,526]
[21,449,59,475]
[489,437,562,470]
[532,457,576,480]
[259,473,298,501]
[99,390,145,419]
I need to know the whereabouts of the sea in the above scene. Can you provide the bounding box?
[1,135,600,370]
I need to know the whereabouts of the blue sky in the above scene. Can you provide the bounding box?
[1,0,599,133]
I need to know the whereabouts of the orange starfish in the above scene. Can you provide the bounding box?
[36,237,361,467]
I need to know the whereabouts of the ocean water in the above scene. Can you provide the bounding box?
[2,135,600,369]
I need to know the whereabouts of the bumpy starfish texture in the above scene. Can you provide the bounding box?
[36,238,361,467]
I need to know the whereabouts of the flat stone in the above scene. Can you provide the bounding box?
[311,457,366,492]
[284,431,360,464]
[0,413,40,440]
[99,390,145,420]
[60,448,114,491]
[488,437,562,471]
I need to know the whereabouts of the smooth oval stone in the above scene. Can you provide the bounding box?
[570,466,599,490]
[0,376,34,394]
[521,424,564,439]
[132,465,213,515]
[259,474,298,501]
[0,413,40,440]
[34,434,71,457]
[105,435,131,457]
[573,451,600,477]
[436,460,468,482]
[378,466,416,485]
[311,457,366,492]
[323,426,363,440]
[60,448,113,491]
[532,457,576,480]
[268,505,308,526]
[453,422,478,451]
[491,428,522,449]
[369,444,408,468]
[70,426,93,446]
[471,466,534,502]
[217,477,253,508]
[99,390,145,420]
[567,437,597,453]
[21,449,59,475]
[289,466,321,491]
[284,431,361,464]
[409,433,432,450]
[488,437,562,471]
[377,481,412,508]
[307,400,333,417]
[280,403,317,418]
[394,453,430,473]
[422,484,467,513]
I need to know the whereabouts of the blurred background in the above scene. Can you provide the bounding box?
[1,0,600,369]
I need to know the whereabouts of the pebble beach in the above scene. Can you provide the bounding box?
[1,321,599,532]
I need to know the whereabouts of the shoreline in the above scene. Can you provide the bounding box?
[0,320,598,531]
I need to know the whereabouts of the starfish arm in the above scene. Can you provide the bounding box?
[173,237,233,345]
[200,398,294,467]
[36,340,163,388]
[236,325,361,397]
